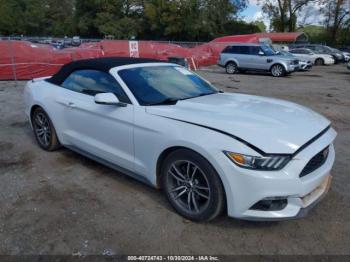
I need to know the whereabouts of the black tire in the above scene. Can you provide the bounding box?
[270,64,286,77]
[31,107,60,151]
[161,149,225,221]
[225,62,237,74]
[315,58,324,66]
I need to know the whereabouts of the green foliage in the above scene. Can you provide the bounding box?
[299,25,327,44]
[253,21,267,32]
[223,20,262,36]
[0,0,260,41]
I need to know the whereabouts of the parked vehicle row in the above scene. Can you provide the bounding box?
[218,42,348,77]
[290,44,345,63]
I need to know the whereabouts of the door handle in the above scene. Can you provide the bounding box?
[67,102,76,108]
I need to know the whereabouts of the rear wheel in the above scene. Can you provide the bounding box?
[161,149,225,221]
[315,58,324,66]
[271,64,285,77]
[225,62,237,74]
[31,107,60,151]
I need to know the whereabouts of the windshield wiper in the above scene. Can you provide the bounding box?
[181,91,218,101]
[147,98,179,106]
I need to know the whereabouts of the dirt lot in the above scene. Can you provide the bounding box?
[0,64,349,255]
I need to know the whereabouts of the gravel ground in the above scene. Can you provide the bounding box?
[0,64,349,255]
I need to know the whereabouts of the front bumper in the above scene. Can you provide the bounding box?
[218,127,337,221]
[325,58,335,65]
[243,175,332,221]
[286,64,299,72]
[299,61,313,70]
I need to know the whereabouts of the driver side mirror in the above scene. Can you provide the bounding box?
[94,93,127,107]
[258,51,265,56]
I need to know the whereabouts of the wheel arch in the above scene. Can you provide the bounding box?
[315,57,325,64]
[29,104,43,128]
[156,146,191,188]
[30,104,42,119]
[225,59,239,68]
[269,62,287,72]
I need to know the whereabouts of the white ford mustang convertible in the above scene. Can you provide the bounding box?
[24,57,336,221]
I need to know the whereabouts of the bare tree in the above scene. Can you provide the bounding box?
[320,0,350,43]
[258,0,316,31]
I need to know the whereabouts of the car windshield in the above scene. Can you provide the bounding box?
[260,45,276,56]
[118,66,218,106]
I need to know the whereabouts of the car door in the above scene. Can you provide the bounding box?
[237,46,251,68]
[57,69,135,171]
[248,46,268,70]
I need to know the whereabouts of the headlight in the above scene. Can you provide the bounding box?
[224,151,291,171]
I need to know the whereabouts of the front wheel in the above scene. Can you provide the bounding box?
[315,58,324,66]
[161,149,225,221]
[271,64,285,77]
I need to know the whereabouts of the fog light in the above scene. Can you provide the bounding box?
[250,198,288,211]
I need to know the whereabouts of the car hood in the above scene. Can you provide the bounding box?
[146,93,330,154]
[274,55,296,62]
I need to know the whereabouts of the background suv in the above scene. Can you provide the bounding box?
[218,44,299,77]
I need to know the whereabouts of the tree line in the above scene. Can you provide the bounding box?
[0,0,263,41]
[258,0,350,45]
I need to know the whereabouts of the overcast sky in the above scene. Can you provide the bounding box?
[241,0,328,30]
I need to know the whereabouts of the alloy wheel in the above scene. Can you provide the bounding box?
[226,63,237,74]
[33,112,51,147]
[271,64,284,77]
[167,160,211,214]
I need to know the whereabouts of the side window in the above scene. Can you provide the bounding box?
[62,70,131,103]
[236,46,249,55]
[318,46,327,52]
[291,50,301,54]
[250,46,260,55]
[222,46,232,53]
[230,46,239,54]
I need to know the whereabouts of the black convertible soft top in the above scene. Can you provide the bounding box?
[47,57,162,85]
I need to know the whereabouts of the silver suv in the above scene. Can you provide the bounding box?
[217,43,299,77]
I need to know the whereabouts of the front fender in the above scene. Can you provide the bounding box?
[269,62,288,72]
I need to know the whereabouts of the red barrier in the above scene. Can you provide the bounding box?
[0,39,232,80]
[0,41,72,80]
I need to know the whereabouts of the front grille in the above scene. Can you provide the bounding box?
[299,146,329,178]
[293,59,299,65]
